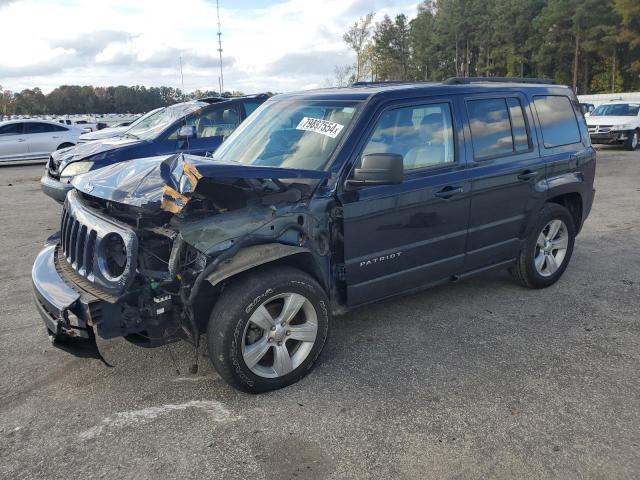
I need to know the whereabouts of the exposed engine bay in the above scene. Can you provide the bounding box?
[54,153,335,361]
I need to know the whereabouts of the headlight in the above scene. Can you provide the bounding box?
[60,161,94,178]
[99,233,127,279]
[614,124,635,131]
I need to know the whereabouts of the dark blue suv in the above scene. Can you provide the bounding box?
[32,78,595,392]
[40,94,269,202]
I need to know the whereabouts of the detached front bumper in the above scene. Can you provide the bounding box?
[32,243,122,341]
[40,173,73,203]
[32,244,94,339]
[589,129,632,145]
[32,242,180,345]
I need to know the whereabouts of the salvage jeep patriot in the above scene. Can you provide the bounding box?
[32,78,596,393]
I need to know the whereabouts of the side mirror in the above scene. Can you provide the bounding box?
[347,153,403,187]
[177,125,196,140]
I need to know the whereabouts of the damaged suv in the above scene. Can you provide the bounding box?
[32,78,595,392]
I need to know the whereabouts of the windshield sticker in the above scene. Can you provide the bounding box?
[296,117,344,138]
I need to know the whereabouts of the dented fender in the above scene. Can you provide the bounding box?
[205,243,310,287]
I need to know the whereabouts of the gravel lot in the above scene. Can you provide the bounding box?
[1,148,639,480]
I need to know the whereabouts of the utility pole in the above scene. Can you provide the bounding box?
[216,0,224,94]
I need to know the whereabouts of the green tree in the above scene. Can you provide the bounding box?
[343,12,375,82]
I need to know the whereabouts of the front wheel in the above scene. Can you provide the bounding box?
[623,129,639,151]
[207,265,330,393]
[510,204,576,289]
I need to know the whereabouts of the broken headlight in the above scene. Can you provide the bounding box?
[99,232,127,280]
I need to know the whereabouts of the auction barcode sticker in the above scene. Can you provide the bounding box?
[296,117,344,138]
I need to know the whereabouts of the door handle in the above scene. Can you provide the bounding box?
[52,136,59,139]
[434,185,464,199]
[517,170,538,181]
[17,138,26,142]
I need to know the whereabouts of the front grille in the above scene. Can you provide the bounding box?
[59,190,138,297]
[589,125,613,134]
[61,209,98,277]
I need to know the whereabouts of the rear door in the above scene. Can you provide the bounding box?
[531,94,593,189]
[339,97,471,306]
[462,93,545,271]
[0,123,29,161]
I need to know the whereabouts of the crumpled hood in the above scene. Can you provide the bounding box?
[78,126,129,142]
[71,153,330,211]
[51,137,143,172]
[586,116,637,127]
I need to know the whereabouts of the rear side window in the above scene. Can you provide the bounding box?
[533,95,582,148]
[467,98,531,160]
[25,122,66,134]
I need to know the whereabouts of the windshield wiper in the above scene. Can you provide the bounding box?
[125,133,140,139]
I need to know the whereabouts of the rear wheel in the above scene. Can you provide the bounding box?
[623,129,639,151]
[207,265,330,393]
[510,204,575,289]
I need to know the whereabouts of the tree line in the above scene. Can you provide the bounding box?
[0,85,242,116]
[339,0,640,93]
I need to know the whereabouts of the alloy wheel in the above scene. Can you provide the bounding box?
[534,219,569,277]
[242,293,318,378]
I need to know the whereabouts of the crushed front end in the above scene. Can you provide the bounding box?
[33,189,192,345]
[32,153,332,350]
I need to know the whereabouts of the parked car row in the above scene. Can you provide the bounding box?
[40,94,269,201]
[31,78,596,393]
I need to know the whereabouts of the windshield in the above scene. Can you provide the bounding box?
[212,99,361,170]
[126,102,203,140]
[591,103,640,117]
[123,108,163,132]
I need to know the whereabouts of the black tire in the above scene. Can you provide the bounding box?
[207,265,330,393]
[56,142,75,150]
[510,203,576,289]
[623,129,639,151]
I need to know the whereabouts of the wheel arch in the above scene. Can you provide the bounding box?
[547,192,583,232]
[192,243,329,329]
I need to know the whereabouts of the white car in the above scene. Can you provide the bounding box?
[0,119,84,163]
[586,102,640,150]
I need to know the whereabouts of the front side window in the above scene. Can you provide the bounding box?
[213,99,361,170]
[243,101,263,117]
[0,123,23,135]
[169,106,240,140]
[362,102,455,170]
[533,95,582,148]
[125,102,203,141]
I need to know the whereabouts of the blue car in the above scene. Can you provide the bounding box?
[41,94,269,202]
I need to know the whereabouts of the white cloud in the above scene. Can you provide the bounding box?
[0,0,417,94]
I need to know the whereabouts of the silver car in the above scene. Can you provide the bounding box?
[0,119,83,163]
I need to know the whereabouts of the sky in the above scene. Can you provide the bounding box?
[0,0,418,94]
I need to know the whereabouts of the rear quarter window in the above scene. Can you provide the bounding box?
[533,95,582,148]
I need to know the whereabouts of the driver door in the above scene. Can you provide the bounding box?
[338,98,471,306]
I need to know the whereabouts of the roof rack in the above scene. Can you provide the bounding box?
[443,77,557,85]
[197,93,271,104]
[351,81,421,87]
